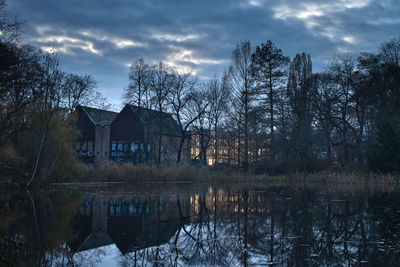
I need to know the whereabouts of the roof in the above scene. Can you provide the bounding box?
[76,231,113,252]
[127,104,181,136]
[107,216,182,254]
[79,105,118,126]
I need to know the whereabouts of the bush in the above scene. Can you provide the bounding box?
[368,121,400,173]
[0,145,26,184]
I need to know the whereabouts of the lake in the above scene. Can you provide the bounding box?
[1,182,400,266]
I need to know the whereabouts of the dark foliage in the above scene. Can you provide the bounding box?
[368,121,400,173]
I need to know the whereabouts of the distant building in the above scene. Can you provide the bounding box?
[191,130,269,166]
[190,130,240,166]
[75,104,191,164]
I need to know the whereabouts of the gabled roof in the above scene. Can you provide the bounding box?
[76,231,113,252]
[127,104,181,136]
[79,105,118,126]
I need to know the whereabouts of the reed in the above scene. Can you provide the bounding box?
[288,171,400,193]
[82,163,399,194]
[84,162,210,182]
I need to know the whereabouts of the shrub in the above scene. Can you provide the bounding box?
[368,121,400,173]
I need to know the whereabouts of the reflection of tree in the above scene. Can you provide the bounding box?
[367,193,400,266]
[168,187,400,266]
[2,187,400,266]
[0,190,82,266]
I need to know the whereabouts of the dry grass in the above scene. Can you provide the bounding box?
[84,162,210,182]
[288,171,400,193]
[83,162,285,185]
[82,163,400,194]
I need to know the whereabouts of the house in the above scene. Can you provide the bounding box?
[110,104,191,164]
[74,104,191,164]
[74,105,118,163]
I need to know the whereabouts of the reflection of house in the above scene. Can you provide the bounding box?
[75,104,191,164]
[74,105,118,163]
[70,194,190,254]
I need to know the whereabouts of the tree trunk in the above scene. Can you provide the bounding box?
[176,132,186,163]
[269,77,274,161]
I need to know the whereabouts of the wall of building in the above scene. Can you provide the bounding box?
[149,134,191,164]
[94,125,111,163]
[111,106,144,142]
[75,107,96,163]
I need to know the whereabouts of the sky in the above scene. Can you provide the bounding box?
[7,0,400,109]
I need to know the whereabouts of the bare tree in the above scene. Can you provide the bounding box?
[0,44,41,148]
[326,54,357,165]
[0,0,21,44]
[225,40,255,171]
[29,52,64,186]
[62,73,98,113]
[191,85,212,163]
[206,75,229,165]
[169,69,206,163]
[123,58,151,111]
[312,73,336,161]
[149,62,173,166]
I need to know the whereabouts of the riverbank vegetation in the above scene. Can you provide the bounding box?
[1,0,400,187]
[81,162,399,192]
[0,2,107,186]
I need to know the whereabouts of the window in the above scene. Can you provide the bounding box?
[131,143,138,152]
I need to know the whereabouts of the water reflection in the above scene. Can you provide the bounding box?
[1,185,400,266]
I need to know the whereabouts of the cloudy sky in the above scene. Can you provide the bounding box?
[7,0,400,108]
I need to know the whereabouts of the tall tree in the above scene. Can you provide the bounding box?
[123,58,153,162]
[225,41,254,171]
[379,37,400,123]
[251,40,290,161]
[169,69,205,163]
[287,53,314,166]
[149,62,172,166]
[0,44,41,148]
[123,58,151,112]
[191,85,212,163]
[29,52,64,185]
[312,73,336,161]
[326,55,357,165]
[206,75,229,165]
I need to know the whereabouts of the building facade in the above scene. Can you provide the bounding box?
[75,104,191,164]
[75,105,118,164]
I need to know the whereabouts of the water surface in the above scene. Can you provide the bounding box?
[1,182,400,266]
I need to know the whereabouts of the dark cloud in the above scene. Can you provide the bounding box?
[7,0,400,106]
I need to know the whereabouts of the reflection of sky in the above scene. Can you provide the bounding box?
[8,0,399,106]
[72,244,121,267]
